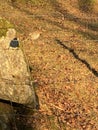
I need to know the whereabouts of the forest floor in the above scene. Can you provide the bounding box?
[0,0,98,130]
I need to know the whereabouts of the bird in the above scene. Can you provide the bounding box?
[29,30,42,41]
[9,37,19,49]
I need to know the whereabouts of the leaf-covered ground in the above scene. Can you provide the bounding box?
[0,0,98,129]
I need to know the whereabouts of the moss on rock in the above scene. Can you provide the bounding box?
[0,18,14,37]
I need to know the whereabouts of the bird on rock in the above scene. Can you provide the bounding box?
[9,37,19,49]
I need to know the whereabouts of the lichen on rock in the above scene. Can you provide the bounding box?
[0,29,37,107]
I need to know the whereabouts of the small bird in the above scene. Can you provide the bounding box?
[9,37,19,49]
[29,30,41,41]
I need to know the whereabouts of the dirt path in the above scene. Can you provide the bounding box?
[0,0,98,129]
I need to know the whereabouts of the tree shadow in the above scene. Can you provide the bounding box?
[0,98,39,130]
[10,0,98,40]
[50,0,98,34]
[56,39,98,77]
[10,0,34,16]
[78,0,94,13]
[35,15,98,41]
[8,0,98,77]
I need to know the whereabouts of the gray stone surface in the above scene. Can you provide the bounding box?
[0,29,36,106]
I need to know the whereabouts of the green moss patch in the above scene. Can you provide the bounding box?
[0,18,14,37]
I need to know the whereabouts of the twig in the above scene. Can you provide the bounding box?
[46,102,64,111]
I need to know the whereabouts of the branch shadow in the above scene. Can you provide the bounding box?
[78,0,94,13]
[56,39,98,77]
[51,0,98,34]
[10,0,98,41]
[10,1,34,16]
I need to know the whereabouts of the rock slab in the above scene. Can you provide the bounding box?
[0,29,36,106]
